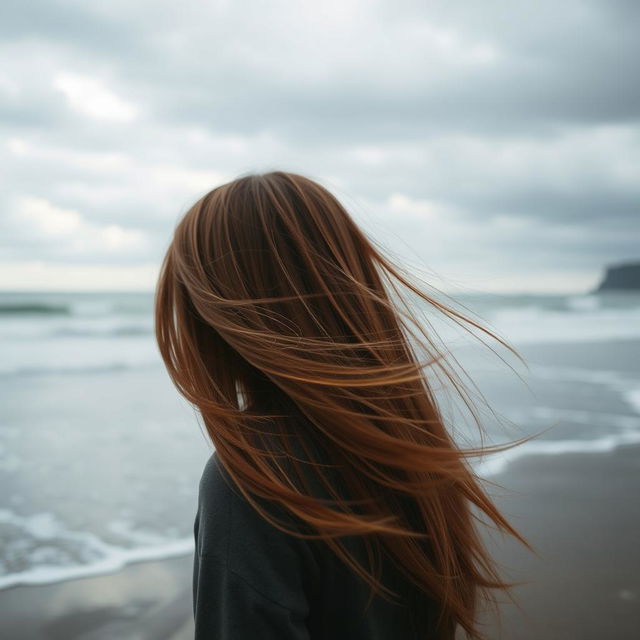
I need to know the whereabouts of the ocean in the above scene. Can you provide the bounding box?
[1,289,639,591]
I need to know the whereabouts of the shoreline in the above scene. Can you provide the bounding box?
[478,441,640,639]
[5,424,639,594]
[2,443,640,639]
[0,539,195,592]
[0,555,195,640]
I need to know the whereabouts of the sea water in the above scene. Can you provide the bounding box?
[0,289,639,589]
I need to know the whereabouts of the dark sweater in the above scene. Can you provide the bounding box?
[192,450,436,639]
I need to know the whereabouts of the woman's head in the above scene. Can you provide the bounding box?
[155,170,532,639]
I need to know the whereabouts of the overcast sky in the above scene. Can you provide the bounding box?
[1,0,638,293]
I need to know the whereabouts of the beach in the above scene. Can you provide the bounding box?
[0,555,194,640]
[2,0,639,633]
[2,442,638,639]
[1,290,639,638]
[479,442,640,639]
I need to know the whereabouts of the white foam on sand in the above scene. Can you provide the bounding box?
[473,367,640,477]
[623,387,640,414]
[0,509,194,590]
[474,428,640,478]
[468,358,640,477]
[530,365,640,423]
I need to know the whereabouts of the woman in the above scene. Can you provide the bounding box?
[154,171,532,639]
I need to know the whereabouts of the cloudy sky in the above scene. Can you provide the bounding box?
[1,0,638,293]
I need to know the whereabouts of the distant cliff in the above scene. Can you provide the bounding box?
[594,261,640,292]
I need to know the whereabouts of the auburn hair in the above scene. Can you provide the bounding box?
[154,170,533,639]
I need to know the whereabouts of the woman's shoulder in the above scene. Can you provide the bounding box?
[196,451,274,551]
[195,449,323,600]
[195,449,316,556]
[197,450,238,511]
[197,449,291,524]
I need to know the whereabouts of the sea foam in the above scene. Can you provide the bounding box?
[0,509,194,590]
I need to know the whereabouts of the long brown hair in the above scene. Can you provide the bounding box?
[155,170,533,639]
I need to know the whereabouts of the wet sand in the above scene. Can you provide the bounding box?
[1,444,639,639]
[0,555,195,640]
[479,442,640,639]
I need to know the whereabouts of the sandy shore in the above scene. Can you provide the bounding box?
[479,442,640,639]
[0,555,195,640]
[1,444,639,639]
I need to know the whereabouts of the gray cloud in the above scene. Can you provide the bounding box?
[0,0,638,291]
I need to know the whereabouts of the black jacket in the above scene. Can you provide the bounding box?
[192,451,435,639]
